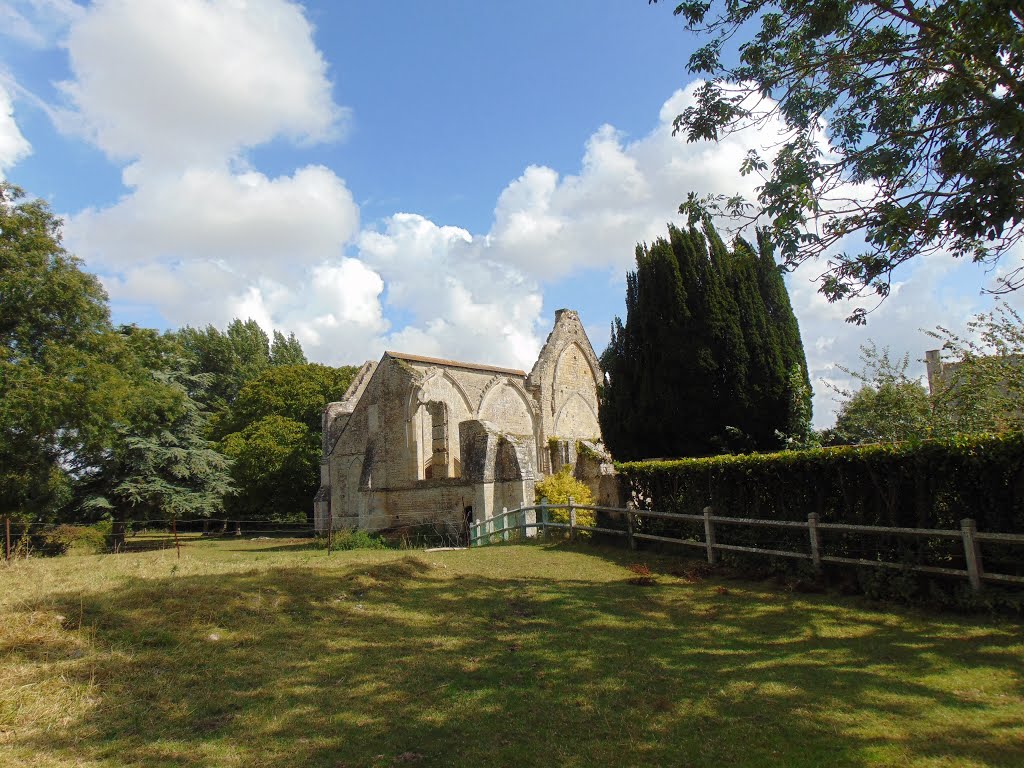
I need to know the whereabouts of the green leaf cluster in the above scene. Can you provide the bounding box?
[826,308,1024,446]
[1,183,122,522]
[928,301,1024,435]
[824,343,934,445]
[176,320,308,427]
[599,221,810,460]
[80,328,235,533]
[218,363,358,522]
[535,467,595,527]
[655,0,1024,316]
[618,432,1024,579]
[218,363,357,437]
[1,183,358,537]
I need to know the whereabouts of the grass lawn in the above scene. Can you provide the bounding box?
[1,537,1022,768]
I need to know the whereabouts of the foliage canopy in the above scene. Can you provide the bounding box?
[79,327,233,529]
[218,363,358,522]
[219,363,358,438]
[928,301,1024,435]
[599,221,810,460]
[0,183,121,520]
[825,305,1024,446]
[221,414,317,523]
[824,343,933,445]
[655,0,1024,321]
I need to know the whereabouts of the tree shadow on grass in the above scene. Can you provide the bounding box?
[219,538,324,553]
[8,551,1024,768]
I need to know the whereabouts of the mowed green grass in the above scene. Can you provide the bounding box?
[1,538,1022,768]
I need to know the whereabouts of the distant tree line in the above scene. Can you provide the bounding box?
[1,183,357,544]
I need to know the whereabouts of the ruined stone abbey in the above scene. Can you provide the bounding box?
[314,309,609,535]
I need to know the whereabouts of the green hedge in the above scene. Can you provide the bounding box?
[614,433,1024,602]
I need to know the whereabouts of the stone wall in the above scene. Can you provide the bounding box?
[527,309,603,472]
[315,308,603,534]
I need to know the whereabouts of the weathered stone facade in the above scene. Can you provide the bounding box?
[314,309,606,535]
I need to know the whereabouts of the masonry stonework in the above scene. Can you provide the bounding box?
[314,309,613,537]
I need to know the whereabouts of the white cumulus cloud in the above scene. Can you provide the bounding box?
[48,0,1016,438]
[71,164,359,278]
[485,84,775,280]
[57,0,368,358]
[356,213,545,369]
[58,0,341,168]
[0,82,31,176]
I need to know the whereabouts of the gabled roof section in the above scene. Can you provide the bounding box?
[336,360,377,414]
[527,308,602,387]
[385,351,526,378]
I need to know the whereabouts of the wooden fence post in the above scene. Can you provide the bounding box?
[4,516,10,563]
[961,518,983,593]
[326,503,333,556]
[172,517,180,560]
[501,507,509,542]
[569,496,576,542]
[540,497,549,539]
[807,512,822,572]
[703,506,717,565]
[625,502,636,551]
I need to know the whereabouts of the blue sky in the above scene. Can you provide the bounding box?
[1,0,1020,427]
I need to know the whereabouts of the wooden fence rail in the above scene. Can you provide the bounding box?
[468,498,1024,593]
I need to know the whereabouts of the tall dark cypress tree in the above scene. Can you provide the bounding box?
[750,229,812,442]
[601,238,693,459]
[599,221,811,460]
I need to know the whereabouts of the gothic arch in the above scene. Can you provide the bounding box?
[405,366,475,421]
[557,342,602,391]
[554,391,600,438]
[551,341,601,414]
[477,375,537,437]
[477,375,537,417]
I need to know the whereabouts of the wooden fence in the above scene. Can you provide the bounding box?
[468,498,1024,593]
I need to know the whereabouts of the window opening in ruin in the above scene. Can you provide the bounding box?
[422,401,449,479]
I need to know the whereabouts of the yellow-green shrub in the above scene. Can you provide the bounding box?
[535,468,595,527]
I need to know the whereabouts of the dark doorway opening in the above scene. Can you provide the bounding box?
[462,506,474,546]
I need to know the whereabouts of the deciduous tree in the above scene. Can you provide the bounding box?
[176,318,273,418]
[928,301,1024,434]
[218,363,358,522]
[270,330,307,367]
[221,415,317,523]
[78,327,233,547]
[0,183,121,522]
[217,363,358,438]
[823,343,933,445]
[655,0,1024,321]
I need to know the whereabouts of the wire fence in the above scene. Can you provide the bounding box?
[0,515,468,561]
